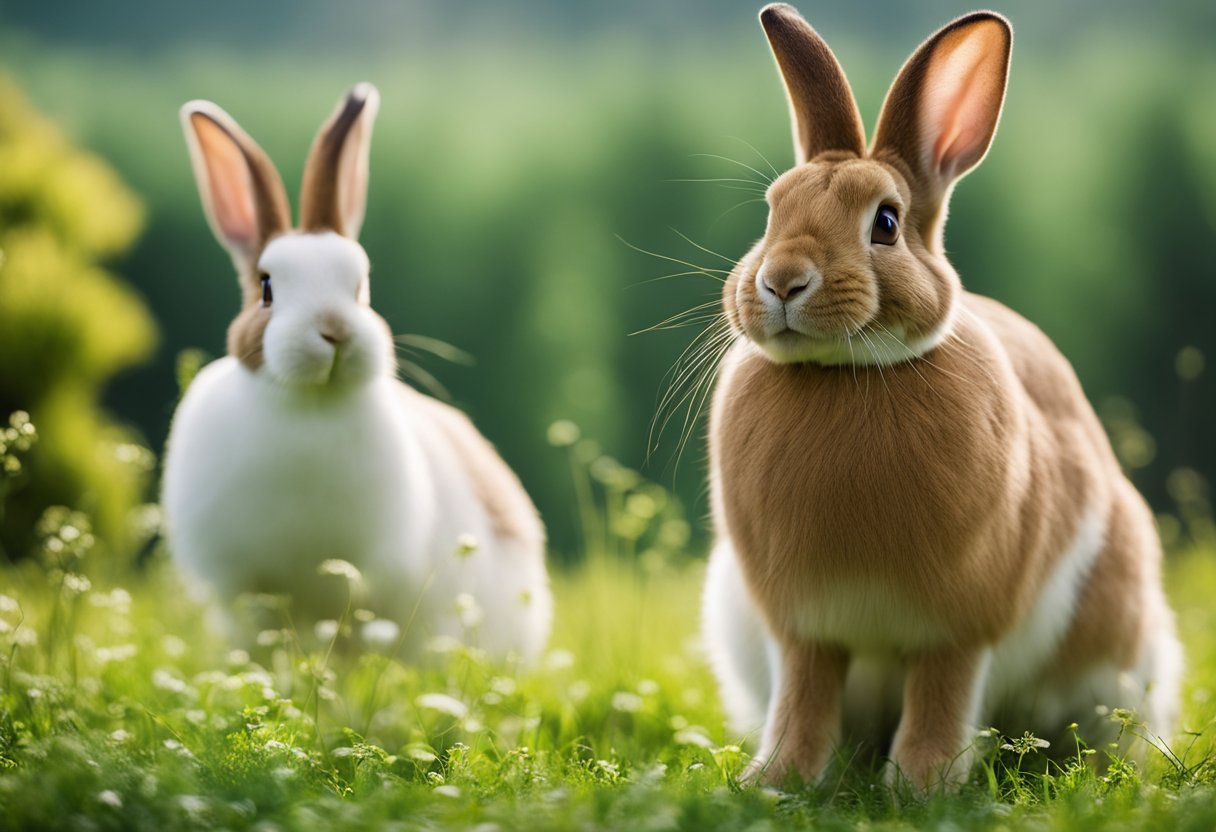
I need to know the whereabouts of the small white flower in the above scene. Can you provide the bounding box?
[161,635,186,658]
[637,679,660,696]
[89,588,132,612]
[62,573,92,595]
[361,619,400,650]
[317,559,364,588]
[165,739,195,759]
[416,692,469,719]
[175,794,209,818]
[545,649,574,671]
[404,744,438,763]
[546,420,580,447]
[425,635,463,655]
[454,593,484,629]
[153,669,189,694]
[611,692,644,713]
[490,676,517,696]
[96,644,138,664]
[97,790,123,809]
[314,620,340,642]
[433,784,461,799]
[455,534,479,558]
[109,729,133,744]
[0,595,18,614]
[673,729,715,749]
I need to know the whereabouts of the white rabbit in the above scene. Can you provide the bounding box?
[701,6,1181,790]
[162,84,551,661]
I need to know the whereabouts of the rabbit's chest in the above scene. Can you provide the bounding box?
[710,342,1015,639]
[163,361,432,602]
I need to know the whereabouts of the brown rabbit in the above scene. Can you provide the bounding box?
[701,5,1182,791]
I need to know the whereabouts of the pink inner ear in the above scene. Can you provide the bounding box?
[193,115,258,251]
[921,23,1007,181]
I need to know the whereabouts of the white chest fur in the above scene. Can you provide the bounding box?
[162,358,439,615]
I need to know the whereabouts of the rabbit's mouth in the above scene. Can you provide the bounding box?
[756,327,859,366]
[262,335,381,391]
[755,324,926,369]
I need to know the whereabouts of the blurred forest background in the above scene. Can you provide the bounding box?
[0,0,1212,563]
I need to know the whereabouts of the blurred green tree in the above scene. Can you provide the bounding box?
[0,76,157,562]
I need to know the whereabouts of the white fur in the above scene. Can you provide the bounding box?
[984,504,1107,711]
[792,579,950,652]
[702,541,772,736]
[162,232,551,661]
[256,234,388,388]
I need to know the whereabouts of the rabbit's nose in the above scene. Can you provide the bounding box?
[757,256,818,302]
[318,312,352,345]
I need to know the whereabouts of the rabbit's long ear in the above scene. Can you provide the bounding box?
[872,13,1011,213]
[299,83,379,240]
[760,4,866,164]
[181,102,291,273]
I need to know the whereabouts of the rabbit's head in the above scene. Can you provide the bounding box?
[182,84,393,389]
[725,5,1011,367]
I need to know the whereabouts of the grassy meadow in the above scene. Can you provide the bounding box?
[3,421,1216,830]
[1,2,1215,829]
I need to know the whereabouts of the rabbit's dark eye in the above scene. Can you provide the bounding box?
[260,273,273,306]
[871,206,900,245]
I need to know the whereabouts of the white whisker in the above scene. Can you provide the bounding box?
[725,135,782,181]
[689,152,775,185]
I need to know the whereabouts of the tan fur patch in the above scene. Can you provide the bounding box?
[749,641,849,783]
[713,299,1099,648]
[410,390,544,549]
[227,296,271,371]
[760,5,866,162]
[300,88,374,237]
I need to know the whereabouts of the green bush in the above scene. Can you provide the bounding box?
[0,76,157,563]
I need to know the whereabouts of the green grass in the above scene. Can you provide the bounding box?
[3,421,1216,830]
[4,537,1216,831]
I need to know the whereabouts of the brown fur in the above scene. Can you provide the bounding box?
[888,646,988,789]
[759,6,865,162]
[710,6,1172,791]
[750,642,849,784]
[184,107,291,371]
[299,86,375,237]
[1047,477,1156,676]
[411,390,545,548]
[226,301,271,370]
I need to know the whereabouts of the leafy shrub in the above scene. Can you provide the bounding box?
[0,76,157,562]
